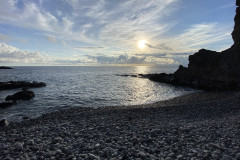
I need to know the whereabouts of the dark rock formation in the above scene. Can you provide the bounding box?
[0,66,13,69]
[232,0,240,45]
[5,90,35,101]
[0,81,46,91]
[0,101,17,108]
[143,0,240,91]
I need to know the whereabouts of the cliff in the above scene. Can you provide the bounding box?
[145,0,240,91]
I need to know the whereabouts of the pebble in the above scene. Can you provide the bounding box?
[0,92,240,159]
[14,142,23,151]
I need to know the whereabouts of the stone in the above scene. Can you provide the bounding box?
[53,137,63,143]
[6,90,35,101]
[177,155,184,159]
[139,151,147,157]
[0,81,46,91]
[0,101,17,108]
[0,119,9,127]
[0,66,13,69]
[88,153,100,160]
[14,142,24,151]
[26,139,35,145]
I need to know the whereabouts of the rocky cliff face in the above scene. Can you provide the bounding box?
[146,0,240,91]
[232,0,240,45]
[172,0,240,90]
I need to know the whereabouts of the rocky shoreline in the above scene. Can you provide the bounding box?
[0,91,240,159]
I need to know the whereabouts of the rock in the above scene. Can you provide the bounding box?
[0,81,46,91]
[88,153,100,160]
[236,153,240,160]
[141,0,240,91]
[177,155,184,159]
[0,66,13,69]
[232,0,240,45]
[0,119,9,127]
[53,137,63,143]
[26,139,35,145]
[0,101,17,108]
[14,142,24,151]
[5,90,35,101]
[139,151,147,157]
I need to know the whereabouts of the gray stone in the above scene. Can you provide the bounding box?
[14,142,24,151]
[88,153,100,160]
[177,154,184,159]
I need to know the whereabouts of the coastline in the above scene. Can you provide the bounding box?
[1,91,240,159]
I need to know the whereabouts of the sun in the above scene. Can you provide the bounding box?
[138,40,146,49]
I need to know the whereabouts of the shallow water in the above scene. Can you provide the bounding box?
[0,65,195,121]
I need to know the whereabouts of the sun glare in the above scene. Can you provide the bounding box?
[138,40,146,49]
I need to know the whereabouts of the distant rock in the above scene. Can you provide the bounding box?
[5,90,35,101]
[0,81,46,91]
[0,66,13,69]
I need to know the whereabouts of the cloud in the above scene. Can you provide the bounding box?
[145,43,173,51]
[0,43,47,63]
[86,54,147,64]
[75,46,105,50]
[46,35,57,43]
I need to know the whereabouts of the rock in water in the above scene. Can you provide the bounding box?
[0,101,17,108]
[5,90,35,101]
[0,66,13,69]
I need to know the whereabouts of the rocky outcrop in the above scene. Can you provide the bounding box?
[0,66,13,69]
[143,0,240,91]
[232,0,240,45]
[5,90,35,101]
[0,81,46,91]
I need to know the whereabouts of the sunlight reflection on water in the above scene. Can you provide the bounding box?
[0,65,195,121]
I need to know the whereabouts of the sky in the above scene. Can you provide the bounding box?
[0,0,236,66]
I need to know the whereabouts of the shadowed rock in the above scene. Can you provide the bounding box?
[0,81,46,91]
[0,119,9,127]
[0,101,17,108]
[232,0,240,45]
[0,66,13,69]
[6,90,35,101]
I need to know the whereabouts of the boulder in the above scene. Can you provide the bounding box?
[5,90,35,101]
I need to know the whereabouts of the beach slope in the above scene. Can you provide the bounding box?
[1,91,240,159]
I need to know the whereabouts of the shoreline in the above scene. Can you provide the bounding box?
[1,91,240,159]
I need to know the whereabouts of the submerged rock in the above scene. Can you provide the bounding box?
[0,101,17,108]
[5,90,35,101]
[0,81,46,91]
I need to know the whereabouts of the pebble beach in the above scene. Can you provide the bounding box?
[1,91,240,160]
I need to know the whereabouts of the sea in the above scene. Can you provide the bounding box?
[0,65,196,122]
